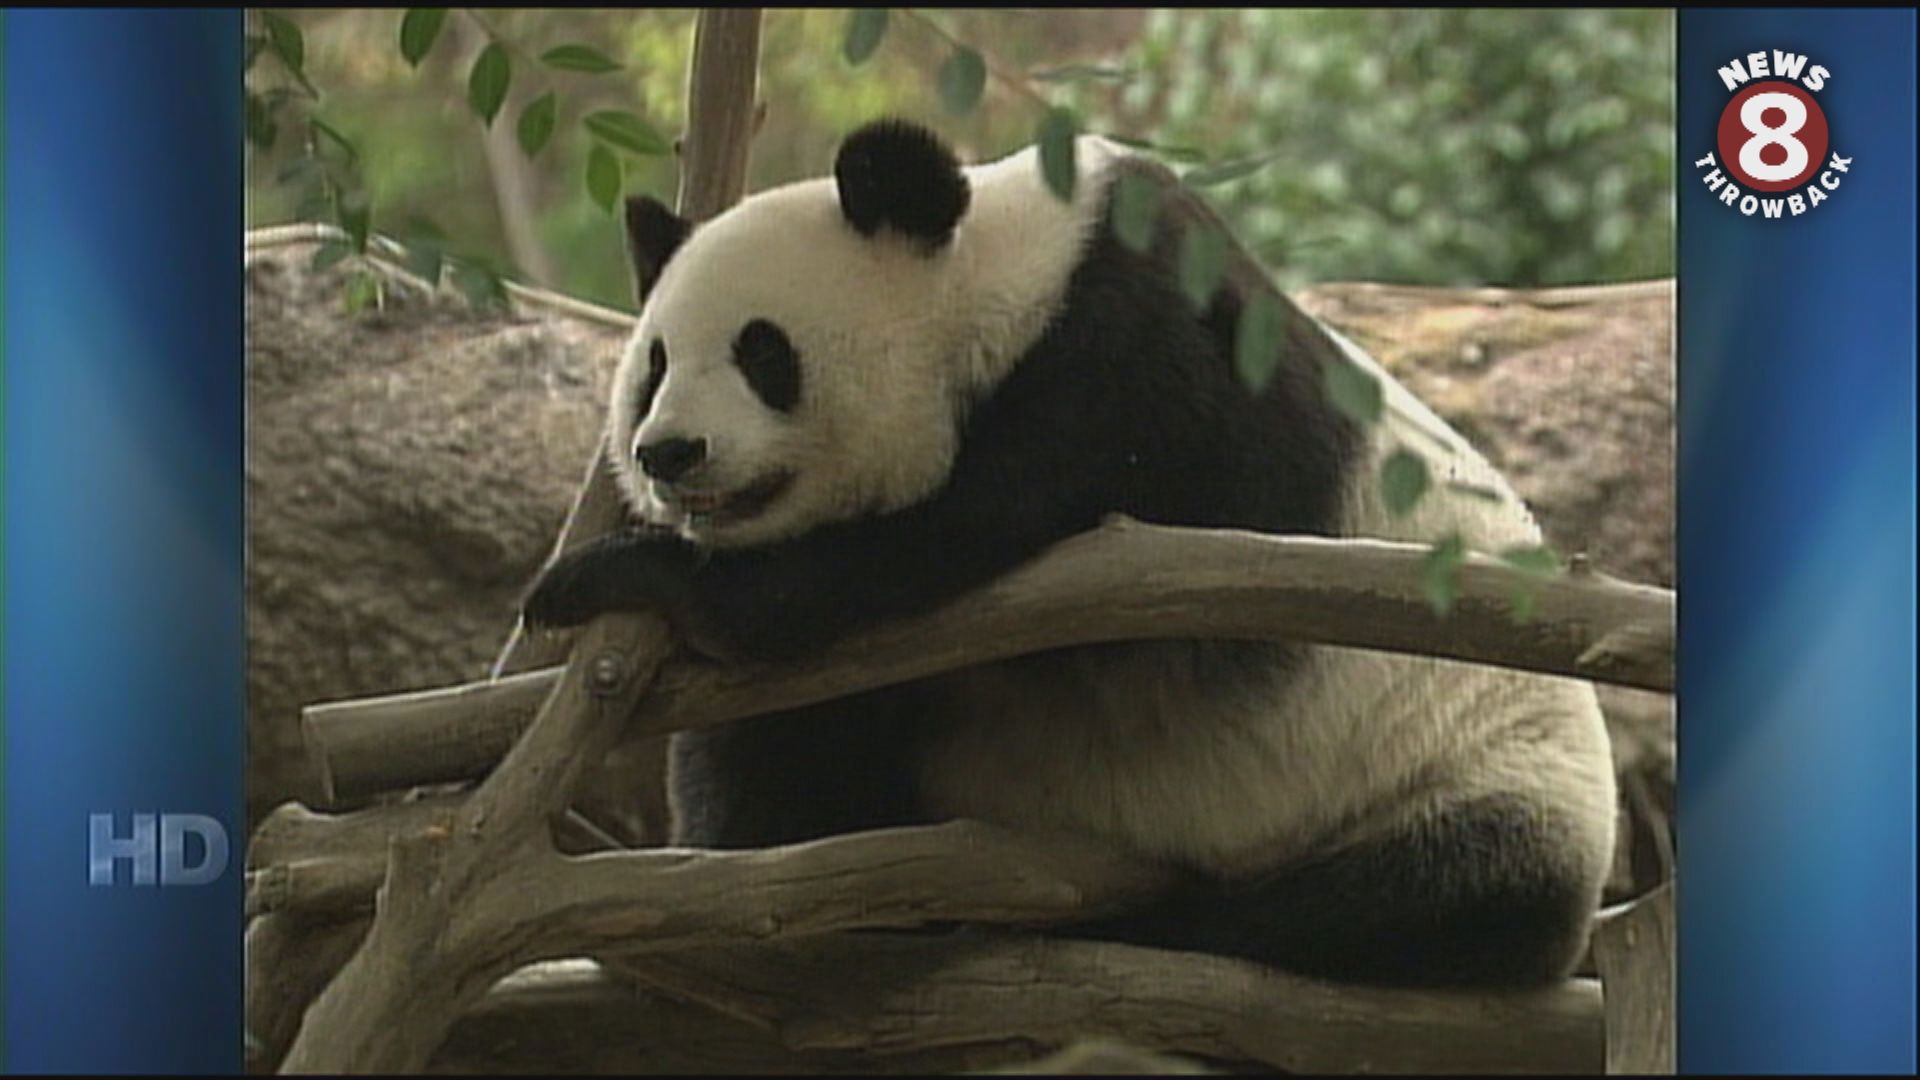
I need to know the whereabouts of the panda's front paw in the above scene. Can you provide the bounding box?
[520,550,611,629]
[519,530,698,630]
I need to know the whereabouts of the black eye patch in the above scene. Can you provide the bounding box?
[639,339,667,417]
[733,319,802,413]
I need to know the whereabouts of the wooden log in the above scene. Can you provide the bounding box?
[428,959,1037,1075]
[1593,884,1675,1074]
[608,931,1606,1075]
[245,912,371,1072]
[279,616,674,1074]
[307,521,1675,806]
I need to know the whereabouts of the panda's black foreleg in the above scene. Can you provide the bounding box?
[518,508,1046,664]
[519,527,702,629]
[1070,795,1596,987]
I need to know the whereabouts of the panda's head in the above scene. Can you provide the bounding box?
[607,118,1110,549]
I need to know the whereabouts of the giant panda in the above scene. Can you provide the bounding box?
[524,118,1617,988]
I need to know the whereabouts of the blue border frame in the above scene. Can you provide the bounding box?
[3,10,244,1073]
[0,8,1911,1074]
[1678,9,1916,1074]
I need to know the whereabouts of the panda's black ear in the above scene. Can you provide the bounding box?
[625,195,691,304]
[834,119,971,249]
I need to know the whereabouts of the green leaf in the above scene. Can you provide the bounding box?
[452,259,509,311]
[1380,449,1430,517]
[937,46,987,116]
[843,9,889,65]
[336,189,372,254]
[1322,357,1383,426]
[586,142,622,212]
[399,9,447,68]
[1103,133,1208,162]
[1110,171,1160,254]
[294,190,332,223]
[1183,152,1282,188]
[1029,63,1132,84]
[1420,533,1467,616]
[404,215,448,243]
[517,92,557,158]
[540,43,622,73]
[309,241,351,273]
[276,155,323,187]
[583,110,670,155]
[1037,107,1079,203]
[401,240,442,285]
[244,35,269,73]
[1177,225,1227,309]
[343,270,382,314]
[1499,544,1562,578]
[1234,291,1284,392]
[308,117,359,164]
[467,42,511,127]
[261,12,305,74]
[244,92,277,150]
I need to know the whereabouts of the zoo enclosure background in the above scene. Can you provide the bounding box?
[244,8,1675,310]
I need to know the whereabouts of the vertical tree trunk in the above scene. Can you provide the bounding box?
[490,8,765,675]
[454,14,560,288]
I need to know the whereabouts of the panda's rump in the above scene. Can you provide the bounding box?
[915,638,1615,985]
[1072,789,1602,986]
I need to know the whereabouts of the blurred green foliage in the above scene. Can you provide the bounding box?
[246,9,1673,310]
[1088,9,1675,288]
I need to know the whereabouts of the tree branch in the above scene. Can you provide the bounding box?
[304,519,1674,807]
[264,819,1600,1074]
[1593,884,1675,1074]
[434,947,1602,1075]
[428,958,1059,1074]
[278,615,672,1074]
[611,933,1605,1075]
[675,9,763,223]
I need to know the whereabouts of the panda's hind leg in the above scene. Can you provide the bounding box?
[668,684,938,849]
[1076,795,1597,987]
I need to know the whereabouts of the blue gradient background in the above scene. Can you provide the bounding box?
[0,7,1911,1075]
[3,9,244,1074]
[1679,9,1916,1074]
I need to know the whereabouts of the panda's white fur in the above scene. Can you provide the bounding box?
[611,138,1127,549]
[570,123,1618,984]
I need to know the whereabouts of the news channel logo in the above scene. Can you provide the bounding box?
[87,812,232,887]
[1693,47,1854,220]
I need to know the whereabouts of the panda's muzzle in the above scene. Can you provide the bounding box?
[657,468,794,526]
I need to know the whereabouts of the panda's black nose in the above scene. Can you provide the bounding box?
[635,436,709,482]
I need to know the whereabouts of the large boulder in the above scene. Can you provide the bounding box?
[1293,280,1675,588]
[245,232,629,823]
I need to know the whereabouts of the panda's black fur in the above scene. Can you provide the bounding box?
[526,120,1609,987]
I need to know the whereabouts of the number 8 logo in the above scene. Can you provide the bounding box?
[1718,80,1829,192]
[1738,91,1809,183]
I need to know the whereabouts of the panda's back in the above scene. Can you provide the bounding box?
[919,150,1613,896]
[916,338,1615,888]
